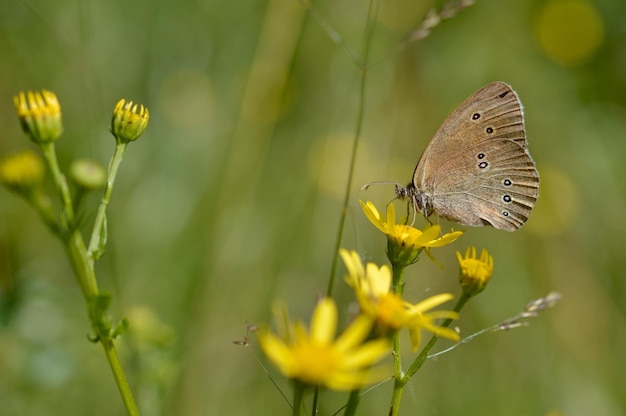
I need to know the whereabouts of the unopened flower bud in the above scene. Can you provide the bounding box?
[14,90,63,143]
[457,247,494,297]
[70,159,107,190]
[0,150,45,193]
[110,99,149,143]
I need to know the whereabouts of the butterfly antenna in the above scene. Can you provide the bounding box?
[360,180,405,191]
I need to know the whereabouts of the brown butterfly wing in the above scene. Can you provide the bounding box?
[412,82,539,231]
[423,139,539,230]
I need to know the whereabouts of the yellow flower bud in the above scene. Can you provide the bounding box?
[0,150,45,193]
[13,90,63,143]
[457,247,494,297]
[110,99,149,143]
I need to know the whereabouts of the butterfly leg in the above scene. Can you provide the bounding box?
[405,201,412,226]
[431,210,444,237]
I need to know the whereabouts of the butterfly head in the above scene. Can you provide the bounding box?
[394,183,412,201]
[396,183,434,218]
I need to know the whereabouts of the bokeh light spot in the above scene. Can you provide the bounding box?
[534,0,604,67]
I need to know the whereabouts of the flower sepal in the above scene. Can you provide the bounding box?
[384,225,436,268]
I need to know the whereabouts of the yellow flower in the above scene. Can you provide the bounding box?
[457,247,494,297]
[13,90,63,143]
[110,99,149,143]
[360,200,463,266]
[257,298,392,390]
[405,295,461,351]
[340,249,459,351]
[0,150,45,192]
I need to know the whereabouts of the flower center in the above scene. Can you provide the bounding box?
[461,259,491,282]
[377,294,407,329]
[292,342,340,385]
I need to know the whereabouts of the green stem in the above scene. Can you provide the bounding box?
[388,263,405,416]
[39,143,98,297]
[388,328,404,416]
[102,339,140,416]
[326,0,379,297]
[388,293,470,416]
[292,382,304,416]
[39,140,139,414]
[65,226,139,415]
[39,142,75,229]
[65,229,99,298]
[391,263,405,295]
[87,141,128,262]
[311,387,319,416]
[343,389,361,416]
[389,375,404,416]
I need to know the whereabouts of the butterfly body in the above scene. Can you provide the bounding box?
[396,82,539,232]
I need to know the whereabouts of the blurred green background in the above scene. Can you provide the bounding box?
[1,0,625,414]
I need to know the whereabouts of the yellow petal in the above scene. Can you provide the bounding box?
[310,298,337,344]
[408,293,455,313]
[342,338,392,368]
[334,315,372,352]
[360,200,387,234]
